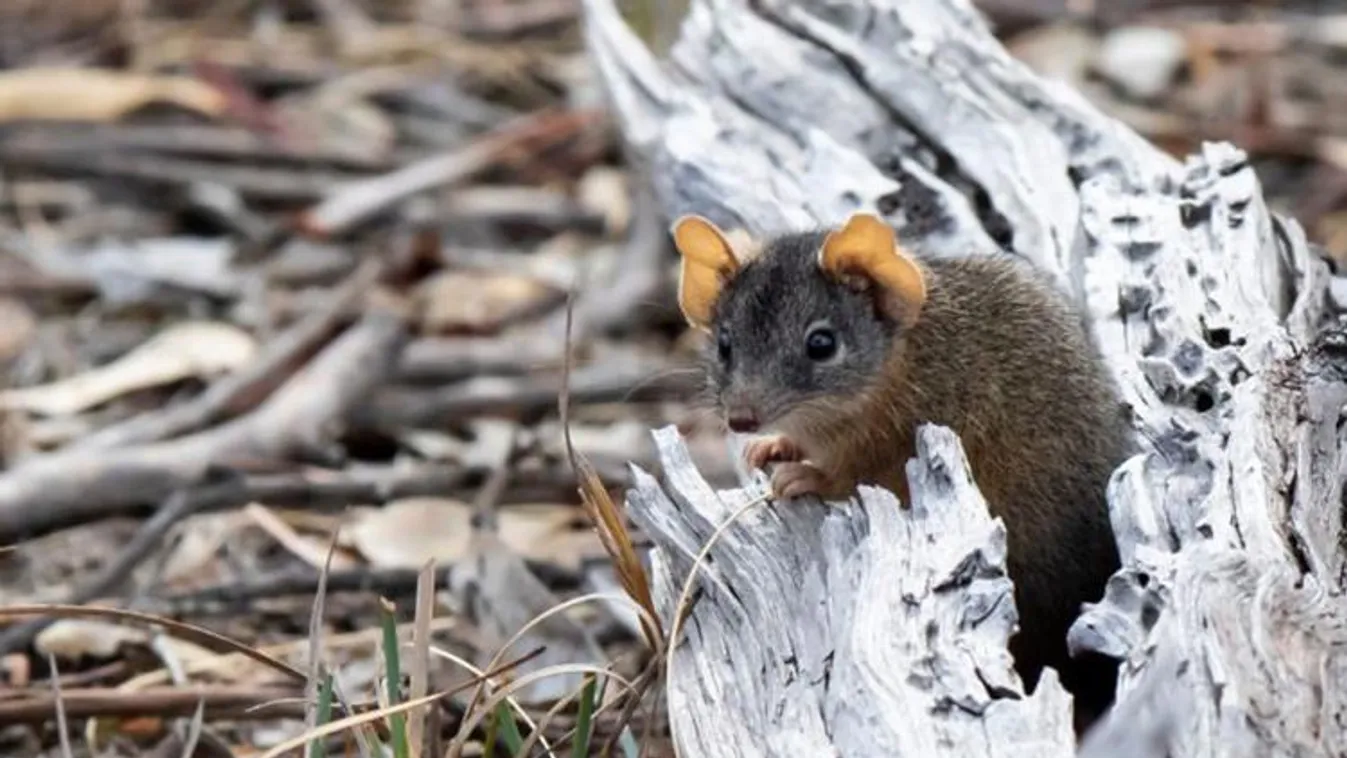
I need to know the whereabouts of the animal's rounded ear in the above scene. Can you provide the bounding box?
[818,213,927,327]
[671,214,742,331]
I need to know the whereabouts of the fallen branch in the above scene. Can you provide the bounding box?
[0,148,361,202]
[0,123,393,171]
[584,0,1347,754]
[360,355,683,429]
[150,561,584,619]
[0,488,205,653]
[0,305,410,543]
[67,260,381,452]
[297,108,604,237]
[0,686,307,723]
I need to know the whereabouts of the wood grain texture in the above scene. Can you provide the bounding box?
[585,0,1347,755]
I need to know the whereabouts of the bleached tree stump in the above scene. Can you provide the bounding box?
[583,1,1347,756]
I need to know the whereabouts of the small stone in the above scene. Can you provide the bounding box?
[1096,26,1187,101]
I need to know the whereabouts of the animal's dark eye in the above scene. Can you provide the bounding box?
[805,326,838,362]
[717,329,732,363]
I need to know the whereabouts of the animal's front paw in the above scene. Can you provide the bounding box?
[770,462,839,500]
[742,434,805,471]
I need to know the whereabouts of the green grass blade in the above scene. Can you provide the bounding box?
[307,673,335,758]
[571,675,597,758]
[497,702,525,756]
[483,704,501,758]
[379,600,410,758]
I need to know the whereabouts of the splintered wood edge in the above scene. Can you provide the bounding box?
[585,0,1347,755]
[624,423,1075,757]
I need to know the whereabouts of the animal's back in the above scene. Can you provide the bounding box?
[905,253,1133,722]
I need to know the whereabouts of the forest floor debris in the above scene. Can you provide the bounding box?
[1,1,1346,755]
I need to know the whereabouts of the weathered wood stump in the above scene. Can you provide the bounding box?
[582,1,1347,755]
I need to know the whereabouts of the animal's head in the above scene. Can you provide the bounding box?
[671,212,928,436]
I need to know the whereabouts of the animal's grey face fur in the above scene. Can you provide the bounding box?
[702,230,898,432]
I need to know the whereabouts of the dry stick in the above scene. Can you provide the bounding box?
[0,148,355,202]
[2,467,473,623]
[178,699,207,758]
[0,685,306,723]
[158,465,467,527]
[299,108,603,237]
[0,485,214,654]
[0,123,392,170]
[69,259,381,452]
[0,605,306,682]
[46,653,74,758]
[364,356,681,431]
[0,306,409,542]
[154,559,581,618]
[34,660,130,691]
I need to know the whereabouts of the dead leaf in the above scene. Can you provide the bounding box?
[244,503,358,571]
[36,619,149,660]
[577,166,631,235]
[499,504,604,571]
[0,297,37,363]
[415,269,559,334]
[0,321,258,416]
[347,498,601,571]
[0,67,226,123]
[347,498,473,569]
[157,512,245,587]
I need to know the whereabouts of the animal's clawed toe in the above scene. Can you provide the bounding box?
[770,462,833,500]
[743,434,805,471]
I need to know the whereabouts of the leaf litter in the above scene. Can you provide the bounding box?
[3,0,1346,756]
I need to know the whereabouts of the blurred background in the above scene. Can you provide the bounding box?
[0,0,1340,755]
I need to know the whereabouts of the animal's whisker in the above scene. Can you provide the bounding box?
[617,364,705,404]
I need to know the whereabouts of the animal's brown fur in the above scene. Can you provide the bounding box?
[685,223,1133,734]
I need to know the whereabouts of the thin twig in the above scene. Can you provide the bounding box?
[298,109,602,237]
[45,653,74,758]
[0,485,208,653]
[0,605,306,682]
[69,259,382,452]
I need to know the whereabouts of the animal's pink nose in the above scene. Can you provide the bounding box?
[727,411,759,433]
